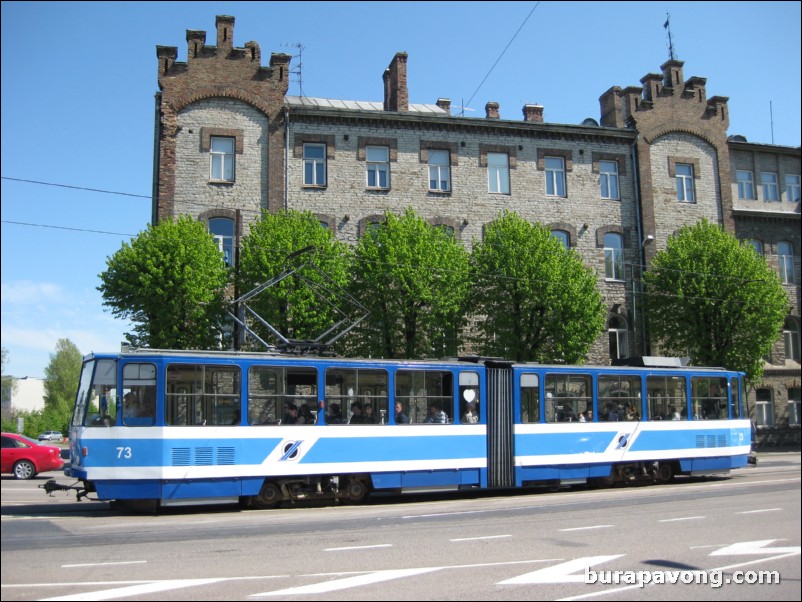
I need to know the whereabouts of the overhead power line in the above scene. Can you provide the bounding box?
[1,176,152,199]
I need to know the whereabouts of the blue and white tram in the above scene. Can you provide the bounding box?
[57,350,752,508]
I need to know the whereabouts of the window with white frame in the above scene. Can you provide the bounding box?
[788,388,801,426]
[303,143,326,187]
[545,156,566,197]
[608,315,629,360]
[676,163,695,202]
[755,388,774,427]
[600,160,619,200]
[487,152,510,194]
[366,146,390,189]
[786,174,801,202]
[210,136,235,182]
[778,241,795,284]
[761,172,779,201]
[209,217,235,266]
[428,149,451,192]
[604,233,624,280]
[551,230,570,249]
[784,318,800,362]
[736,170,755,200]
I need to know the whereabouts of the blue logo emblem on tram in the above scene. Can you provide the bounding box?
[280,441,303,461]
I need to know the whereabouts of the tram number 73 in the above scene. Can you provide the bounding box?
[116,447,133,459]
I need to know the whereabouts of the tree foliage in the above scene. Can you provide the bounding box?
[237,210,353,347]
[347,209,471,358]
[643,219,788,384]
[98,215,231,349]
[43,338,83,430]
[471,211,606,363]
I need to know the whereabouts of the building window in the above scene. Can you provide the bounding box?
[755,388,774,427]
[788,388,801,426]
[545,157,566,197]
[736,170,755,200]
[366,146,390,189]
[428,149,451,192]
[608,315,629,360]
[786,174,801,202]
[303,143,326,187]
[784,318,800,362]
[778,241,795,284]
[209,217,235,266]
[748,239,763,255]
[551,230,570,249]
[676,163,695,202]
[761,172,779,201]
[487,152,510,194]
[604,233,624,280]
[210,136,235,182]
[600,160,619,200]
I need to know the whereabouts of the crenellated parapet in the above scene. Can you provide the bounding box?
[154,15,292,223]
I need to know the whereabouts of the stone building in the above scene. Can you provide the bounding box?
[152,16,800,442]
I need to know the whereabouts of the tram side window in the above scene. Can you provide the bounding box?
[646,376,687,420]
[598,375,641,421]
[459,371,480,424]
[520,373,540,423]
[80,359,118,427]
[326,368,388,424]
[691,376,729,420]
[395,370,453,424]
[729,377,742,419]
[165,364,241,426]
[545,373,591,422]
[249,366,317,425]
[122,363,157,426]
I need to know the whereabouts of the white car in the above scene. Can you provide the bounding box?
[37,431,63,442]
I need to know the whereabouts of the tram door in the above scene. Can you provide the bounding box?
[485,361,515,488]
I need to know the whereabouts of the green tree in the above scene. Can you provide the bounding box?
[471,211,605,363]
[643,219,788,384]
[1,347,17,418]
[348,209,471,358]
[98,215,231,349]
[237,210,353,348]
[42,338,83,434]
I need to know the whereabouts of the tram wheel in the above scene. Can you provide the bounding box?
[589,472,616,489]
[253,481,282,509]
[654,463,674,484]
[345,478,368,503]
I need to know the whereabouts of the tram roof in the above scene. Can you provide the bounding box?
[81,349,738,373]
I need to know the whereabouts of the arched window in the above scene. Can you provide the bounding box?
[551,230,570,249]
[747,239,763,255]
[604,233,624,280]
[209,217,235,266]
[608,315,629,360]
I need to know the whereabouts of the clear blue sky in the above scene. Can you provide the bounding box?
[2,1,800,378]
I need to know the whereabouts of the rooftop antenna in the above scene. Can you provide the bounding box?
[664,13,676,61]
[770,100,775,144]
[283,42,305,97]
[455,98,475,117]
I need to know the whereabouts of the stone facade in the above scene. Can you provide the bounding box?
[153,15,800,433]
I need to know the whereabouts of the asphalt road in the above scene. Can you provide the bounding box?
[1,452,799,601]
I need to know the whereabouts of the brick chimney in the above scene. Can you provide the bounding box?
[485,101,500,119]
[383,52,409,112]
[523,104,543,123]
[436,98,452,115]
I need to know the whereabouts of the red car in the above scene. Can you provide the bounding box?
[1,432,65,480]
